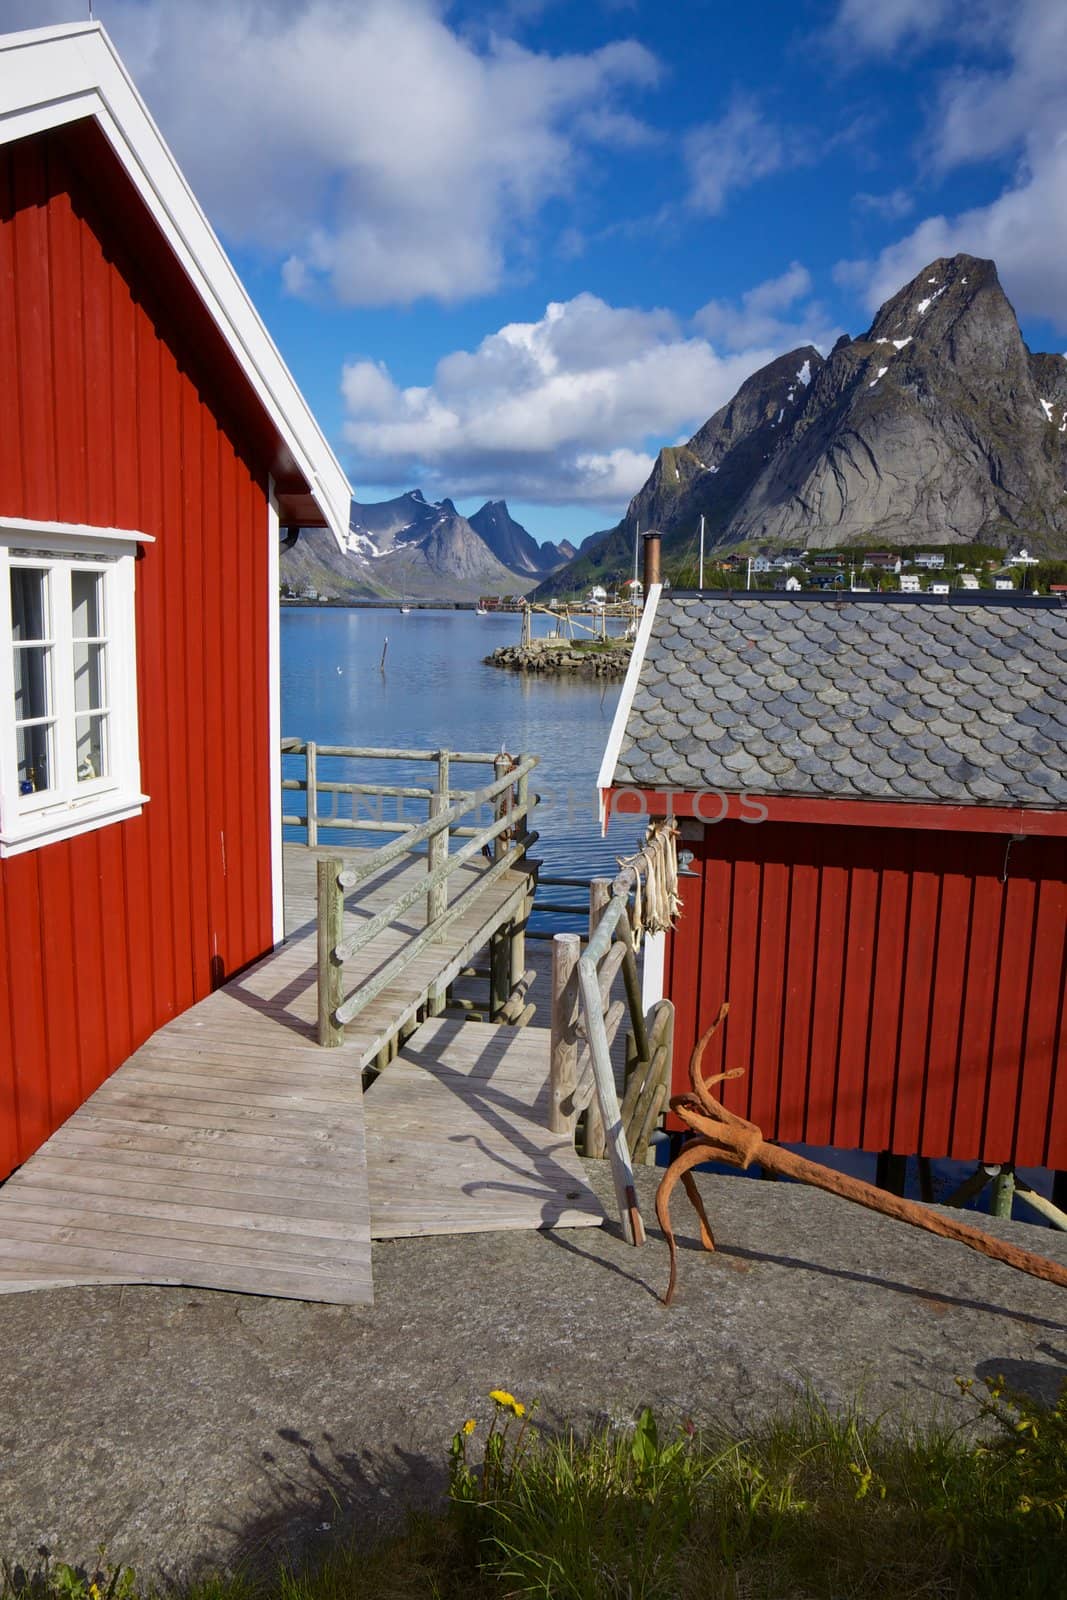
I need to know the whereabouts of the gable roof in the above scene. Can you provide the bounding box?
[603,592,1067,813]
[0,21,350,546]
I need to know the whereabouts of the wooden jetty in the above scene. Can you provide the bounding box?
[0,745,666,1303]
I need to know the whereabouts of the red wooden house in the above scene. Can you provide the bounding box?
[0,22,351,1181]
[600,587,1067,1171]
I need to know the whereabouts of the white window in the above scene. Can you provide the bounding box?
[0,518,152,856]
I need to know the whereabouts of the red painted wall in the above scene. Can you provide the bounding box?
[0,127,274,1179]
[666,820,1067,1168]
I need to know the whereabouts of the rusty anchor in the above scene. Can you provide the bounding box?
[656,1003,1067,1306]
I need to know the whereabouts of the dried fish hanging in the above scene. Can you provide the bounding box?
[616,819,682,948]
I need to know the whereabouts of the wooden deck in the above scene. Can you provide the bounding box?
[0,844,535,1303]
[365,1019,605,1238]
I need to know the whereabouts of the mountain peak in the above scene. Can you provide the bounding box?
[469,498,567,576]
[534,253,1067,597]
[864,254,1019,355]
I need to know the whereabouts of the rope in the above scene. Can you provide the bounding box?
[616,820,682,946]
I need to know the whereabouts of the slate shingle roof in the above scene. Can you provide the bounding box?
[613,595,1067,810]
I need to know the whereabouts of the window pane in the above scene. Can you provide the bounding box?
[73,640,106,714]
[76,714,108,782]
[13,644,51,723]
[17,721,54,793]
[11,567,47,641]
[72,569,104,639]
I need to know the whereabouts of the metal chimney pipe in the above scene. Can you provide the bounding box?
[642,530,661,591]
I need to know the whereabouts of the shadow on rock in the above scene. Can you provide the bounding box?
[211,1426,445,1579]
[974,1349,1067,1407]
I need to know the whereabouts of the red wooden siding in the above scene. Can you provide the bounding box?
[0,127,275,1180]
[666,821,1067,1168]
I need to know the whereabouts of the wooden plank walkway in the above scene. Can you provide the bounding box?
[0,844,532,1303]
[365,1019,606,1238]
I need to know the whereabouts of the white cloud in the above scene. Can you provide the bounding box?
[693,263,840,353]
[830,0,959,55]
[33,0,659,307]
[684,96,790,214]
[833,0,1067,331]
[341,293,785,506]
[854,188,914,221]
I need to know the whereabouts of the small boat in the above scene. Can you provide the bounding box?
[475,606,489,616]
[400,605,412,614]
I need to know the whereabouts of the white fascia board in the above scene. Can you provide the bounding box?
[267,483,284,948]
[0,23,352,551]
[596,582,661,829]
[0,514,153,546]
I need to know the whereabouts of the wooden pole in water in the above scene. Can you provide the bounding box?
[379,635,389,672]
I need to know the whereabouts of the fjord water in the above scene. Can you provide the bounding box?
[280,607,641,886]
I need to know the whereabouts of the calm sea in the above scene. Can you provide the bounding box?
[280,606,644,889]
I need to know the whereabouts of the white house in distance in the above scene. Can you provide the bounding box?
[900,574,921,593]
[915,553,946,569]
[995,576,1015,591]
[588,584,608,606]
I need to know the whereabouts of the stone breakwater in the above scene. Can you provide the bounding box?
[485,639,632,679]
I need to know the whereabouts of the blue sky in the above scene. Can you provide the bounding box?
[10,1,1067,545]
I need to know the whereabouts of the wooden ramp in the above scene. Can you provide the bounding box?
[0,999,373,1304]
[0,845,533,1304]
[365,1019,606,1238]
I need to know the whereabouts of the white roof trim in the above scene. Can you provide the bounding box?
[0,22,351,549]
[0,514,154,546]
[597,582,662,828]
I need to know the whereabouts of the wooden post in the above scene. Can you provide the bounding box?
[317,856,345,1047]
[549,933,580,1137]
[493,754,510,862]
[990,1165,1015,1219]
[876,1151,907,1196]
[490,924,511,1021]
[509,753,530,987]
[585,878,611,1158]
[306,740,318,847]
[426,787,449,1017]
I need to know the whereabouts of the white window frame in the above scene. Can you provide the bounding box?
[0,517,153,857]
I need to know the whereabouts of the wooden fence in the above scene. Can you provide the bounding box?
[298,746,539,1046]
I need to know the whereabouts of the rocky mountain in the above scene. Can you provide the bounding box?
[537,254,1067,596]
[469,500,573,575]
[281,491,568,603]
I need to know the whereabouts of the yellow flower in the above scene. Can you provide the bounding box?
[489,1388,526,1417]
[462,1418,476,1436]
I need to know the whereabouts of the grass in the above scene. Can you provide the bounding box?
[4,1380,1063,1600]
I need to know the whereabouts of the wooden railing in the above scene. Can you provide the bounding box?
[548,872,675,1247]
[281,739,518,843]
[310,749,539,1046]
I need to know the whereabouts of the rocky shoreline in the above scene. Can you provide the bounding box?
[485,638,632,679]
